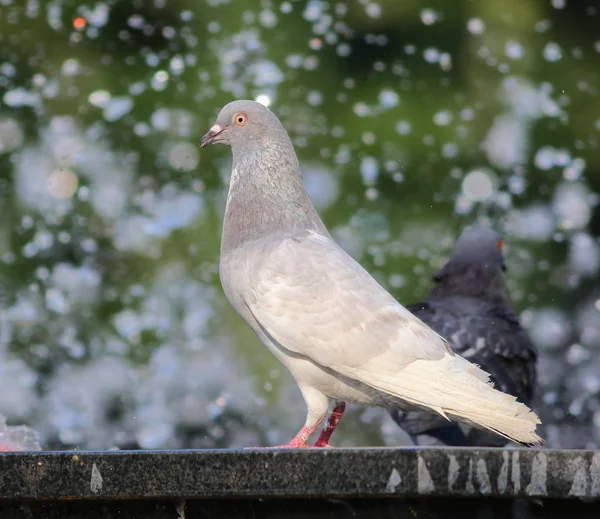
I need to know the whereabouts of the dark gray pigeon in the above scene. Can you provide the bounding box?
[389,225,537,446]
[200,100,542,448]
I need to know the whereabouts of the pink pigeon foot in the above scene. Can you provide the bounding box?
[313,402,346,448]
[245,419,324,449]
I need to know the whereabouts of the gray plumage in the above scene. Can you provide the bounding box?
[200,100,542,448]
[390,226,537,446]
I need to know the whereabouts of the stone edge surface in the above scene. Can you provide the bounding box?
[0,448,598,501]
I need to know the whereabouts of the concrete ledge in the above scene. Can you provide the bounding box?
[0,448,599,518]
[1,447,599,500]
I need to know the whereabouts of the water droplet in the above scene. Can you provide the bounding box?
[420,8,439,25]
[543,42,562,62]
[378,89,399,108]
[360,156,379,185]
[365,3,382,18]
[433,110,452,126]
[395,120,411,135]
[505,41,524,60]
[467,18,485,35]
[47,169,78,200]
[255,94,271,107]
[462,168,496,202]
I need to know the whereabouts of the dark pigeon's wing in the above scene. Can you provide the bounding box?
[391,296,536,447]
[408,298,536,401]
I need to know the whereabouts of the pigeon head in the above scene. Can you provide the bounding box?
[201,100,328,252]
[200,100,284,150]
[444,225,506,273]
[429,225,512,306]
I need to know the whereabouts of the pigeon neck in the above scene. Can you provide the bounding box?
[221,144,327,254]
[429,263,513,308]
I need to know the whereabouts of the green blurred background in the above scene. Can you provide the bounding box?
[0,0,599,450]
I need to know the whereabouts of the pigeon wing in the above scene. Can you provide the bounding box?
[245,231,452,372]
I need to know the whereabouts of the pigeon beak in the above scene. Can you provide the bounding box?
[200,124,226,147]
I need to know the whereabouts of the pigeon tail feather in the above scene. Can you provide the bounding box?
[346,353,542,446]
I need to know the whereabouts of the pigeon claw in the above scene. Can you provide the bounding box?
[244,403,346,449]
[312,440,335,448]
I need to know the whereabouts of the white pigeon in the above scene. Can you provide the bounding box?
[200,100,543,448]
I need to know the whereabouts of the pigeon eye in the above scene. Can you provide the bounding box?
[233,113,248,126]
[496,239,504,251]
